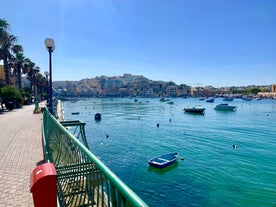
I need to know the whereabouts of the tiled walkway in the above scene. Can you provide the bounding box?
[0,104,43,206]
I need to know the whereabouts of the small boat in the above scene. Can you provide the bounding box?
[71,112,80,115]
[148,152,179,169]
[214,104,237,111]
[167,101,174,105]
[94,113,102,120]
[206,98,215,102]
[184,107,205,114]
[159,98,168,102]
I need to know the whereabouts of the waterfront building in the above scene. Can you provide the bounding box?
[191,86,205,96]
[202,86,217,97]
[272,84,276,93]
[258,84,276,98]
[166,85,177,97]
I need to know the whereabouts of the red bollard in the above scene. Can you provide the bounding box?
[30,163,57,207]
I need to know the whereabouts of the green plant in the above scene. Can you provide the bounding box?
[0,86,23,109]
[20,88,32,105]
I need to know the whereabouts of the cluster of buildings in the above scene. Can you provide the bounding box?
[53,73,275,98]
[54,74,191,97]
[258,84,276,99]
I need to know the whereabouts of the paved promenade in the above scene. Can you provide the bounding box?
[0,104,43,207]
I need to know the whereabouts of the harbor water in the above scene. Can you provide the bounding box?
[63,98,276,207]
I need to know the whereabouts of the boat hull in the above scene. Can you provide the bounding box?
[148,152,179,169]
[184,107,205,114]
[214,104,237,111]
[206,98,215,102]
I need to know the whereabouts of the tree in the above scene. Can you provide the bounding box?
[33,71,46,99]
[20,88,32,105]
[24,58,36,95]
[0,32,17,86]
[166,81,176,87]
[0,19,11,86]
[0,18,9,42]
[246,88,261,95]
[0,18,43,101]
[11,44,24,89]
[0,86,22,110]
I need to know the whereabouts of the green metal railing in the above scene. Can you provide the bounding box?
[60,120,90,150]
[42,108,148,207]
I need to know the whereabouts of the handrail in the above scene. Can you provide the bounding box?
[42,108,148,207]
[60,120,90,149]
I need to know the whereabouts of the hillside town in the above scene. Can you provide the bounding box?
[53,73,275,98]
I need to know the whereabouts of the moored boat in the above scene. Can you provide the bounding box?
[159,97,167,102]
[148,152,179,169]
[214,103,237,111]
[94,113,102,120]
[206,98,215,102]
[71,112,80,115]
[184,107,205,114]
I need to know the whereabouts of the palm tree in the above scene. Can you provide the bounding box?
[1,19,18,86]
[11,44,24,89]
[32,66,40,99]
[0,18,9,41]
[0,33,17,86]
[0,19,10,86]
[34,72,46,100]
[24,58,35,94]
[25,59,41,96]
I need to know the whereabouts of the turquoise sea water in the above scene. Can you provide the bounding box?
[63,98,276,207]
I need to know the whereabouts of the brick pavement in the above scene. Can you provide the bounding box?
[0,104,44,207]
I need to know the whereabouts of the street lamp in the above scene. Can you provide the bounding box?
[44,38,55,114]
[44,71,49,107]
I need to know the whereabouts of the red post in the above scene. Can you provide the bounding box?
[30,163,57,207]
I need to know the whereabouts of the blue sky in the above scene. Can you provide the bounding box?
[2,0,276,87]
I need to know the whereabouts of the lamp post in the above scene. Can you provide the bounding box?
[44,71,49,107]
[44,38,55,114]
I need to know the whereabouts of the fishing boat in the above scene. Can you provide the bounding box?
[214,103,237,111]
[159,97,168,102]
[71,112,80,115]
[183,107,205,114]
[206,97,215,102]
[148,152,179,169]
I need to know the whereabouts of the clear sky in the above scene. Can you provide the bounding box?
[2,0,276,87]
